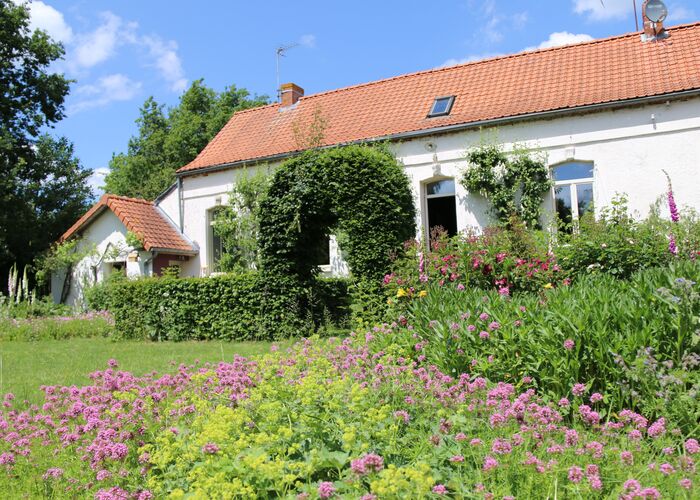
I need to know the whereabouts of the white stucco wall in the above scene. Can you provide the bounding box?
[51,210,149,306]
[170,97,700,278]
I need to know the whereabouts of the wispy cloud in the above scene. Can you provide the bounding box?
[524,31,594,51]
[573,0,632,21]
[299,34,317,48]
[20,4,188,96]
[69,74,142,114]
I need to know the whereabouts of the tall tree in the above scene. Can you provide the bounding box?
[0,0,92,287]
[105,80,268,200]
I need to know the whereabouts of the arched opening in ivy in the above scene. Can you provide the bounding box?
[258,144,416,327]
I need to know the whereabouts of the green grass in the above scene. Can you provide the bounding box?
[0,337,283,405]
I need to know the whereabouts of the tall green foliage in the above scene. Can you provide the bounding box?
[105,80,268,200]
[0,1,92,288]
[213,169,270,272]
[258,145,416,325]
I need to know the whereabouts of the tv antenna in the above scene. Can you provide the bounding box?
[599,1,640,31]
[276,43,299,101]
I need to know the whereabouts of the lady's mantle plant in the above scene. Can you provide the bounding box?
[461,143,552,228]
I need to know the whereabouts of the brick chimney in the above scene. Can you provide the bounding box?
[280,83,304,107]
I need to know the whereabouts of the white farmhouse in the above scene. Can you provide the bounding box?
[56,21,700,305]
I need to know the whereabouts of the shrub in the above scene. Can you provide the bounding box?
[101,273,350,341]
[386,220,564,301]
[380,261,700,432]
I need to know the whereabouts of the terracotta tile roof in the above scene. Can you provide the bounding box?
[179,22,700,174]
[60,195,195,254]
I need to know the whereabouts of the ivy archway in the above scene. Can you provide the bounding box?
[258,144,416,323]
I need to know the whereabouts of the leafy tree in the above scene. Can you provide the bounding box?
[105,80,268,200]
[0,1,92,288]
[213,168,270,272]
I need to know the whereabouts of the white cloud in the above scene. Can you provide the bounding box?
[299,34,316,48]
[440,53,503,68]
[666,4,697,22]
[69,74,142,113]
[23,0,73,43]
[573,0,632,21]
[87,167,110,195]
[524,31,594,51]
[140,35,188,92]
[71,12,134,69]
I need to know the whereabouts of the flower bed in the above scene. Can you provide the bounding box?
[0,331,696,498]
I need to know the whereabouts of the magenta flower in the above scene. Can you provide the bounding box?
[685,438,699,454]
[572,383,586,397]
[483,455,498,471]
[590,392,603,403]
[648,418,666,438]
[318,481,335,499]
[449,454,465,463]
[669,233,679,256]
[679,478,692,490]
[201,442,219,454]
[663,170,680,223]
[563,339,575,351]
[568,466,583,483]
[42,467,64,480]
[432,484,448,495]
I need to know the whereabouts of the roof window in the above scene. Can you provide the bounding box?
[428,96,455,117]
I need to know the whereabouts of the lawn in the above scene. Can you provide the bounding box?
[0,337,282,405]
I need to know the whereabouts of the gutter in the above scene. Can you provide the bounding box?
[176,89,700,178]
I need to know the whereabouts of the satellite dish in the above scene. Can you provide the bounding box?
[644,0,668,23]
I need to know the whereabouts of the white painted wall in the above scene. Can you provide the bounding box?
[51,210,149,307]
[169,97,700,278]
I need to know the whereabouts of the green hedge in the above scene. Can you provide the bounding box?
[96,273,350,341]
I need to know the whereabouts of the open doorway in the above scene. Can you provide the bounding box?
[425,178,457,243]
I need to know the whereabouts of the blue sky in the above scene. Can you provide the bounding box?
[21,0,698,194]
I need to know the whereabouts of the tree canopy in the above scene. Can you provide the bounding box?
[0,0,92,286]
[105,80,268,200]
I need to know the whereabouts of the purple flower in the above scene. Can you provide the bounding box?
[664,170,680,223]
[572,383,586,397]
[318,481,335,499]
[483,455,498,471]
[432,484,448,495]
[669,233,679,256]
[685,438,699,454]
[563,339,575,351]
[568,466,583,483]
[42,467,64,480]
[202,442,219,454]
[590,393,603,403]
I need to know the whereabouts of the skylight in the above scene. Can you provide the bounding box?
[428,96,455,117]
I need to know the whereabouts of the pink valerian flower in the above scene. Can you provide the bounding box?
[201,442,219,454]
[647,418,666,438]
[483,455,499,471]
[620,451,634,465]
[491,438,512,455]
[659,463,675,475]
[318,481,336,499]
[628,429,643,441]
[449,455,465,463]
[558,398,570,407]
[679,478,692,489]
[568,466,583,483]
[479,331,490,340]
[470,438,483,447]
[564,429,579,447]
[454,432,467,442]
[572,383,586,397]
[42,467,64,480]
[563,339,575,351]
[0,452,14,465]
[590,393,603,403]
[685,438,700,454]
[96,469,112,481]
[432,484,448,495]
[95,487,131,500]
[350,453,384,475]
[394,410,410,423]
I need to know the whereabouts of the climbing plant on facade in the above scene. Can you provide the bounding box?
[258,144,416,326]
[461,144,552,228]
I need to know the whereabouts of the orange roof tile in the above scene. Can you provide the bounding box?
[61,195,195,254]
[179,22,700,174]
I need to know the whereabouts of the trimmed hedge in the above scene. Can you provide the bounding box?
[97,273,350,341]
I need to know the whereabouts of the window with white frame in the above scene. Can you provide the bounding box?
[425,178,458,243]
[551,161,594,230]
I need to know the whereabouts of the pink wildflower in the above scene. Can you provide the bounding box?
[432,484,448,495]
[483,455,498,471]
[42,467,64,480]
[318,481,335,499]
[679,478,692,489]
[568,466,583,483]
[572,383,586,397]
[620,451,634,465]
[455,432,467,442]
[449,455,465,463]
[202,442,219,454]
[563,339,575,350]
[648,418,666,438]
[685,438,699,454]
[590,393,603,403]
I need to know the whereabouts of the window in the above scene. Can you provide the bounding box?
[425,178,458,242]
[208,207,225,272]
[428,96,455,117]
[552,162,594,230]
